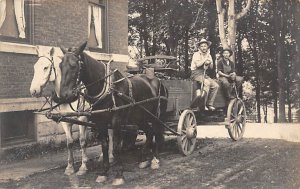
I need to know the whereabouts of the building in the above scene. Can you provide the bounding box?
[0,0,128,150]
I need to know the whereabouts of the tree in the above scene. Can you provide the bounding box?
[215,0,251,63]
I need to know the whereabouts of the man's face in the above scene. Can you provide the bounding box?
[199,43,208,53]
[222,50,231,59]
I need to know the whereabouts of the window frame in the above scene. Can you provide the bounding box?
[0,0,34,44]
[87,0,108,53]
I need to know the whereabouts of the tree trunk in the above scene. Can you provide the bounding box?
[252,41,261,123]
[236,30,244,75]
[247,0,261,123]
[184,26,189,78]
[207,0,217,78]
[271,63,278,123]
[287,85,292,122]
[273,1,286,122]
[141,1,150,57]
[264,103,268,123]
[216,0,251,64]
[228,0,237,63]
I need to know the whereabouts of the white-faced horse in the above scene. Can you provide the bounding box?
[29,46,113,175]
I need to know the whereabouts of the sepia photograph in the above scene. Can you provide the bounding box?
[0,0,299,188]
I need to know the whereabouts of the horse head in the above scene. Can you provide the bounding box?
[59,42,87,103]
[30,46,63,97]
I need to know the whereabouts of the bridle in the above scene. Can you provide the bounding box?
[65,52,114,106]
[39,55,57,87]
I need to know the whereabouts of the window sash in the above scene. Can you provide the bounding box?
[0,0,32,43]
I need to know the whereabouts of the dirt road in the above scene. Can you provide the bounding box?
[1,138,300,189]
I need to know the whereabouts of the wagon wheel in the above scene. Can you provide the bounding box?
[177,110,197,156]
[226,98,246,141]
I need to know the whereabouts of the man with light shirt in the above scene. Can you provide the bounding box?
[191,39,219,111]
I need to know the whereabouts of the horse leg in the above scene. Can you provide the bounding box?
[151,127,164,170]
[98,128,114,163]
[139,130,153,169]
[76,116,88,176]
[108,129,114,162]
[95,127,110,183]
[61,122,75,175]
[111,116,125,186]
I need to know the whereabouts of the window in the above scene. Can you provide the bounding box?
[0,111,35,147]
[0,0,32,43]
[87,0,106,52]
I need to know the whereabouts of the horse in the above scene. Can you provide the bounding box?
[58,42,168,185]
[29,46,114,176]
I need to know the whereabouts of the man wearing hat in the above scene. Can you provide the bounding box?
[191,39,219,111]
[217,48,243,100]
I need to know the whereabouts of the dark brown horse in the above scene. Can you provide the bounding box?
[59,42,168,185]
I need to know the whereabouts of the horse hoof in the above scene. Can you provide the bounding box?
[76,167,88,176]
[96,175,107,183]
[150,157,160,170]
[139,161,150,169]
[112,178,125,186]
[64,167,75,175]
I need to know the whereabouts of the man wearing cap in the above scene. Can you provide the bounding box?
[191,39,219,111]
[217,48,243,100]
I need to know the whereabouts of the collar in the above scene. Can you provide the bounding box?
[198,50,209,56]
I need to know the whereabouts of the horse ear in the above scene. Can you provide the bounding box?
[75,41,87,55]
[50,47,55,57]
[60,47,67,54]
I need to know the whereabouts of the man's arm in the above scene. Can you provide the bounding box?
[191,52,205,70]
[191,53,198,70]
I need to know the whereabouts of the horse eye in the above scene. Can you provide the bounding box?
[43,66,49,71]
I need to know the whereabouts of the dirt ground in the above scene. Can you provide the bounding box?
[1,138,300,189]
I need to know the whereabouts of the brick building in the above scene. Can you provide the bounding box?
[0,0,128,150]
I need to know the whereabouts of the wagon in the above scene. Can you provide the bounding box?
[39,55,246,156]
[127,55,247,155]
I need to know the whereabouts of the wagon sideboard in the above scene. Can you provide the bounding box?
[161,79,226,117]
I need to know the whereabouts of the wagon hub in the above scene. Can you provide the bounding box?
[236,115,243,123]
[186,125,197,139]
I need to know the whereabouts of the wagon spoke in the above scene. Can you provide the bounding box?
[234,124,238,138]
[233,103,238,115]
[192,124,197,130]
[181,135,187,143]
[188,116,193,127]
[231,113,236,119]
[236,124,240,136]
[238,106,244,115]
[188,139,193,149]
[184,117,189,129]
[183,138,188,152]
[238,123,243,132]
[230,119,235,123]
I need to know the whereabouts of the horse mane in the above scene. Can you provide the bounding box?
[78,51,106,97]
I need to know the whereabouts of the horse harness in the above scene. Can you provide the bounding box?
[70,53,164,118]
[69,53,135,112]
[39,56,56,83]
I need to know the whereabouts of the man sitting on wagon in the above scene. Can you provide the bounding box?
[217,48,243,100]
[191,39,219,111]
